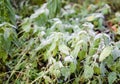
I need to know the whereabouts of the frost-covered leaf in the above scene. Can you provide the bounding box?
[99,46,113,62]
[64,56,76,64]
[108,72,117,84]
[71,40,87,58]
[83,22,94,29]
[50,19,63,31]
[59,44,70,55]
[86,15,95,21]
[49,61,63,77]
[94,34,103,41]
[30,3,49,19]
[35,36,54,51]
[30,4,48,26]
[21,18,31,32]
[61,67,70,80]
[84,65,94,79]
[116,27,120,34]
[3,28,11,40]
[86,13,104,21]
[97,4,111,15]
[100,62,106,76]
[61,4,75,16]
[44,76,52,83]
[0,22,16,29]
[48,41,57,53]
[94,33,110,41]
[112,47,120,60]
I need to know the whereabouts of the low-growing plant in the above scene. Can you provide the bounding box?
[0,0,120,84]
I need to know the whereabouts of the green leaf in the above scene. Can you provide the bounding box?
[94,66,100,75]
[0,49,7,62]
[108,72,117,84]
[47,0,61,18]
[99,46,113,62]
[4,0,16,25]
[78,50,86,60]
[34,13,47,26]
[83,65,94,79]
[70,63,76,73]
